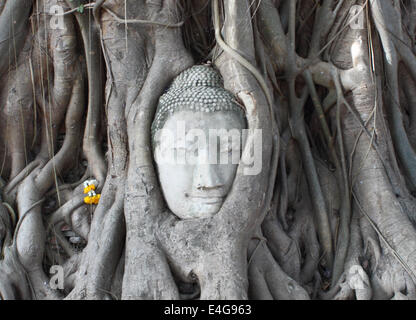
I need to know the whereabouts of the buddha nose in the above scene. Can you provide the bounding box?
[193,163,223,191]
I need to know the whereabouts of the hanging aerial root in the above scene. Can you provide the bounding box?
[65,0,106,186]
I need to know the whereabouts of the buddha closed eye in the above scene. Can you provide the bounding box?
[151,65,246,220]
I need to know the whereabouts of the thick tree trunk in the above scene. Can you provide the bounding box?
[1,0,416,300]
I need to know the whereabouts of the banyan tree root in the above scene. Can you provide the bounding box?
[1,0,416,301]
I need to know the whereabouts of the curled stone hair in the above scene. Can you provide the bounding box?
[151,65,246,145]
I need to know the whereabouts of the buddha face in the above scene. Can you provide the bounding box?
[153,110,246,220]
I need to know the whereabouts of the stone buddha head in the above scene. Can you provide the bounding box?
[152,65,246,220]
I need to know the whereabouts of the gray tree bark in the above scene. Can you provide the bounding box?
[1,0,416,300]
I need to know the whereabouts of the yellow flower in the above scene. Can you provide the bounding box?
[84,192,101,205]
[83,181,101,205]
[83,179,98,194]
[92,194,101,205]
[84,196,92,205]
[83,184,96,194]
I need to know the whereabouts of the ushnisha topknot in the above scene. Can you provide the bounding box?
[151,65,245,142]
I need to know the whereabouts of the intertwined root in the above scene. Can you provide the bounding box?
[1,0,416,300]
